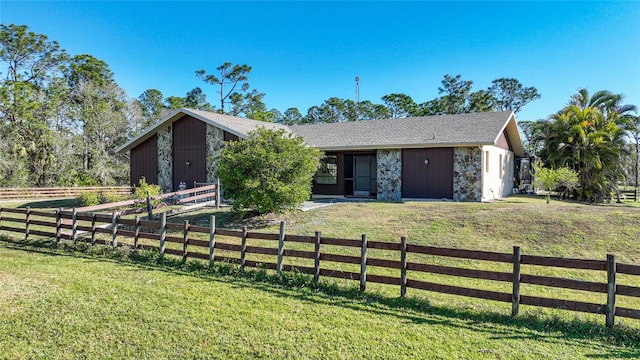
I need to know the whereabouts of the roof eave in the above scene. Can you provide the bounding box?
[116,108,254,154]
[492,111,526,157]
[312,142,492,152]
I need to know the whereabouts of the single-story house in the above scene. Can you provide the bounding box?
[116,108,525,202]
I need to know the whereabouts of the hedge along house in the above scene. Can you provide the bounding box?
[117,109,525,202]
[289,111,525,202]
[115,108,289,193]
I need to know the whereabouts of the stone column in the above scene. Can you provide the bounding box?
[205,124,224,183]
[453,147,482,202]
[376,149,402,201]
[157,125,173,193]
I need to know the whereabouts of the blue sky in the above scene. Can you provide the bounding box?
[1,1,638,122]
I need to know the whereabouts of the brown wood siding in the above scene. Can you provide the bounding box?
[402,148,453,199]
[130,134,158,186]
[224,131,239,142]
[172,115,207,190]
[495,130,512,151]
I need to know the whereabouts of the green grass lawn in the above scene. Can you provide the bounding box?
[1,195,640,358]
[1,243,638,359]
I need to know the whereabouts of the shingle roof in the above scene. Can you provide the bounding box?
[289,111,524,155]
[117,109,525,157]
[186,108,290,135]
[116,108,289,153]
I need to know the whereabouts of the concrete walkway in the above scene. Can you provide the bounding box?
[300,199,340,211]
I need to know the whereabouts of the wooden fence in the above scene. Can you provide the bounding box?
[621,189,638,202]
[72,184,220,213]
[1,207,639,329]
[0,186,132,200]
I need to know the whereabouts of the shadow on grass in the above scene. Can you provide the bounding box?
[13,198,80,209]
[2,235,639,358]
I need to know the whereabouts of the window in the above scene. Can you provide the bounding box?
[485,151,490,173]
[499,154,503,179]
[315,155,338,185]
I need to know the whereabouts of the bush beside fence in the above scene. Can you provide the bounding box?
[1,206,639,329]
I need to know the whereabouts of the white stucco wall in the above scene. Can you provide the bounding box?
[481,145,515,201]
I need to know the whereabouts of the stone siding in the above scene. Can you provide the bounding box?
[376,149,402,200]
[453,147,482,202]
[157,125,173,193]
[206,124,224,183]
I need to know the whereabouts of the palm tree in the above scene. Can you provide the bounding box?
[627,115,640,200]
[536,89,637,202]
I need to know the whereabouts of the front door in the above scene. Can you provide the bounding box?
[354,155,376,197]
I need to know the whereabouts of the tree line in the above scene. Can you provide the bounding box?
[139,71,541,125]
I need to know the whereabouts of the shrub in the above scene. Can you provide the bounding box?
[100,191,129,204]
[77,191,101,207]
[133,177,162,207]
[216,128,321,215]
[533,163,579,203]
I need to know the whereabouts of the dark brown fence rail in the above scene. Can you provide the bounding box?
[1,206,638,329]
[0,186,132,200]
[621,189,637,202]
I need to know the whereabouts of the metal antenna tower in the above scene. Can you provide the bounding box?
[355,76,360,104]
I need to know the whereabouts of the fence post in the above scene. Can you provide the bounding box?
[216,178,221,209]
[240,226,248,271]
[360,234,367,292]
[512,246,521,316]
[401,236,407,298]
[71,208,78,244]
[314,231,321,284]
[209,216,216,267]
[606,254,616,328]
[111,212,118,249]
[90,213,97,245]
[277,221,286,277]
[182,220,190,262]
[146,191,153,220]
[159,212,166,258]
[133,215,140,250]
[24,207,31,241]
[55,208,61,244]
[0,207,3,232]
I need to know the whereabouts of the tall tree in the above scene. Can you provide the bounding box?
[628,115,640,198]
[137,88,165,126]
[357,100,390,120]
[66,54,120,174]
[467,89,495,113]
[381,93,419,118]
[196,62,251,114]
[489,78,540,114]
[229,89,268,119]
[70,79,131,185]
[0,24,67,185]
[437,74,473,114]
[184,87,212,111]
[318,97,348,123]
[305,105,322,124]
[164,87,212,111]
[280,107,303,125]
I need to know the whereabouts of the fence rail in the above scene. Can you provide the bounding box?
[0,186,132,200]
[620,189,638,202]
[1,206,639,329]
